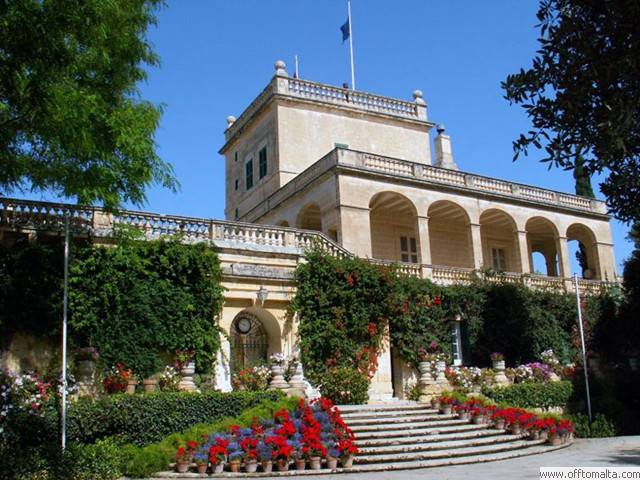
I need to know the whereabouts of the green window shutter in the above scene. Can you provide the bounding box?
[245,159,253,190]
[259,147,267,179]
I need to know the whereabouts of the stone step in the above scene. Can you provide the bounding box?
[357,429,506,448]
[338,403,433,413]
[355,438,547,464]
[350,417,464,433]
[341,409,439,420]
[150,443,570,477]
[346,413,451,425]
[359,433,525,455]
[353,422,490,440]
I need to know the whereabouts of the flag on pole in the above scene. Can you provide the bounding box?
[340,18,350,43]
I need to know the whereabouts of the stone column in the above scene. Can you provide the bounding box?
[469,223,483,270]
[417,216,431,264]
[338,205,372,257]
[367,333,394,403]
[516,230,531,274]
[557,236,571,278]
[215,336,232,392]
[595,242,617,281]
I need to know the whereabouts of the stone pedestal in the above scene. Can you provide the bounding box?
[269,364,290,390]
[417,361,438,403]
[178,361,198,392]
[435,361,448,389]
[287,362,307,398]
[367,334,394,402]
[75,359,97,397]
[493,360,509,385]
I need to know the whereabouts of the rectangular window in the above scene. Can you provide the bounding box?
[451,322,463,366]
[234,151,238,162]
[259,147,267,179]
[234,179,239,191]
[234,208,238,220]
[492,247,507,271]
[399,236,418,264]
[245,159,253,190]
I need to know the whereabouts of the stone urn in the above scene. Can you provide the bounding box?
[435,360,448,386]
[417,361,436,403]
[178,361,197,392]
[75,360,96,397]
[142,378,158,393]
[269,364,289,390]
[493,360,509,385]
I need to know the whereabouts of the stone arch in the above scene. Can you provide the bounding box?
[428,200,473,268]
[229,308,282,375]
[296,203,322,231]
[566,223,600,279]
[369,191,420,263]
[479,209,520,272]
[526,216,560,276]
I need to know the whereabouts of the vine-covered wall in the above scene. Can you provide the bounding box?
[0,237,225,379]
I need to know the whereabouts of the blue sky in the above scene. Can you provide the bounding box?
[19,0,635,272]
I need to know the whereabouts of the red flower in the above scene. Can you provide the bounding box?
[434,295,442,306]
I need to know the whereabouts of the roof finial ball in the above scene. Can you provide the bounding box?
[274,60,288,77]
[413,89,426,106]
[226,116,236,128]
[437,124,446,135]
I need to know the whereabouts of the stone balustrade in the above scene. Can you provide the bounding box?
[0,196,613,294]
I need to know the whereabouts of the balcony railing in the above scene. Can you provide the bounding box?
[0,196,613,294]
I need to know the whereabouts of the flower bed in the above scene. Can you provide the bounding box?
[171,397,358,474]
[438,394,574,446]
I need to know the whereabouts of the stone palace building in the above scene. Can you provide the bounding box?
[0,60,617,400]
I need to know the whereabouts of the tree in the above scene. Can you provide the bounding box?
[503,0,640,223]
[0,0,177,209]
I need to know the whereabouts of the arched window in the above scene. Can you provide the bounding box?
[230,313,268,374]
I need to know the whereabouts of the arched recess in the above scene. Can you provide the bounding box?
[526,217,560,276]
[369,192,420,263]
[276,220,290,227]
[428,200,473,268]
[229,308,282,375]
[296,203,322,231]
[479,209,520,272]
[567,223,600,279]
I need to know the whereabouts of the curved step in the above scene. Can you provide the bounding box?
[353,422,491,439]
[350,417,465,433]
[359,433,525,455]
[347,413,453,425]
[358,426,504,447]
[356,438,547,464]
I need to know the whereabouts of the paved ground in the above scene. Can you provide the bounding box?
[300,437,640,480]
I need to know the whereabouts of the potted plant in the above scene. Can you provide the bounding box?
[193,449,208,475]
[158,365,180,392]
[326,445,340,470]
[257,440,273,473]
[439,395,454,415]
[102,363,133,394]
[208,437,228,474]
[338,438,358,469]
[241,437,259,473]
[269,436,293,472]
[490,352,505,368]
[175,441,197,474]
[554,419,574,445]
[228,450,242,473]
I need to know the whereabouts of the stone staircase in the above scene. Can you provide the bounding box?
[338,401,570,472]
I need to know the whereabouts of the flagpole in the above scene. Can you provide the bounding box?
[347,0,355,90]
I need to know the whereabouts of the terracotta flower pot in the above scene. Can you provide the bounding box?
[458,411,470,421]
[276,459,289,472]
[341,455,354,469]
[213,462,224,473]
[142,379,158,393]
[175,461,190,473]
[196,463,207,474]
[548,432,563,446]
[511,423,523,435]
[494,419,506,430]
[472,414,485,425]
[309,456,321,470]
[530,430,540,440]
[441,405,452,415]
[245,460,258,473]
[295,458,306,470]
[261,460,273,473]
[229,460,241,473]
[126,379,137,394]
[327,456,339,470]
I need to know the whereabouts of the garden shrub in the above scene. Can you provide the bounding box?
[62,438,125,480]
[482,381,573,409]
[65,390,284,446]
[291,248,391,387]
[121,396,299,478]
[570,413,616,438]
[317,366,370,405]
[69,238,225,378]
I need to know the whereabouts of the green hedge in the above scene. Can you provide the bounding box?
[121,396,300,478]
[64,390,284,446]
[482,381,573,409]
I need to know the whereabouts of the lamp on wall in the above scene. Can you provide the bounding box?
[256,286,269,307]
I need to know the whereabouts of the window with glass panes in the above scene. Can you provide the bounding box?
[259,147,267,179]
[492,247,507,271]
[399,236,418,263]
[245,159,253,190]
